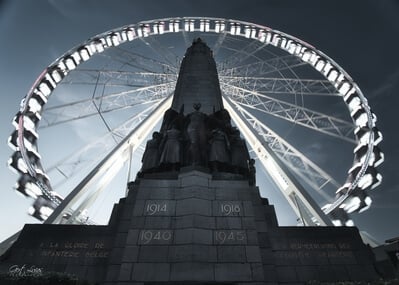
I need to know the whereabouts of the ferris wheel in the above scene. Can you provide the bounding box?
[8,17,383,229]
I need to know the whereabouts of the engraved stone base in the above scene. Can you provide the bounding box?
[0,170,380,284]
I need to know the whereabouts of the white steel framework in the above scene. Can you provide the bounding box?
[7,17,383,232]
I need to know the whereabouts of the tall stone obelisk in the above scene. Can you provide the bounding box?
[171,38,223,115]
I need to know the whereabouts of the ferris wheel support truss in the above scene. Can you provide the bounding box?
[218,54,306,77]
[227,99,341,197]
[224,97,333,226]
[40,81,175,129]
[46,101,163,191]
[7,17,383,229]
[221,82,355,143]
[44,95,172,224]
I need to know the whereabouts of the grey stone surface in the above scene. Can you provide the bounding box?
[131,263,170,281]
[132,201,145,216]
[138,179,179,188]
[215,187,239,200]
[118,263,133,281]
[246,245,262,262]
[109,247,124,264]
[86,266,105,283]
[174,228,213,244]
[242,201,255,216]
[261,248,276,265]
[117,221,130,233]
[353,249,378,265]
[180,172,210,188]
[126,229,140,245]
[211,180,248,188]
[256,220,269,232]
[295,265,320,282]
[215,263,252,282]
[253,205,269,220]
[175,198,212,216]
[346,264,378,281]
[114,233,128,247]
[175,185,215,200]
[105,264,120,282]
[168,244,217,262]
[144,216,172,228]
[246,230,259,245]
[121,246,139,262]
[173,214,216,229]
[217,245,246,262]
[237,189,253,200]
[148,187,175,200]
[241,217,257,229]
[269,234,288,250]
[65,264,87,278]
[216,217,242,229]
[275,266,298,283]
[138,245,169,262]
[129,216,145,228]
[251,263,265,281]
[170,262,214,281]
[263,205,279,227]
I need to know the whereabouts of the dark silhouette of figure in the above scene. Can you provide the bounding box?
[208,128,230,172]
[141,131,161,173]
[186,103,208,166]
[208,108,232,133]
[248,159,256,186]
[159,125,182,171]
[230,128,250,174]
[218,109,232,130]
[160,109,178,135]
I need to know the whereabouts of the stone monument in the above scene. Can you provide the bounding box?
[0,39,382,284]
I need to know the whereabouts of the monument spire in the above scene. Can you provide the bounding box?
[140,38,251,173]
[171,38,223,115]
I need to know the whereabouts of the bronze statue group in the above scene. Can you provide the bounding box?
[140,103,256,185]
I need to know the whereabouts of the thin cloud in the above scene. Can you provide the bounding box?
[369,68,399,100]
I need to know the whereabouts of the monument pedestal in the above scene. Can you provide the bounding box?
[106,169,274,284]
[0,169,380,284]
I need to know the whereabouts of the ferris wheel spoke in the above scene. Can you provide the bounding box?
[229,100,339,200]
[212,31,227,56]
[40,82,174,128]
[101,46,179,74]
[218,39,266,68]
[182,29,192,47]
[61,69,177,87]
[220,76,339,96]
[222,83,355,143]
[47,103,161,188]
[218,54,306,77]
[138,36,181,69]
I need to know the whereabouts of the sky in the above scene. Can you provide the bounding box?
[0,0,398,244]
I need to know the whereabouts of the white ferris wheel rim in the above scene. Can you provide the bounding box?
[11,16,381,221]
